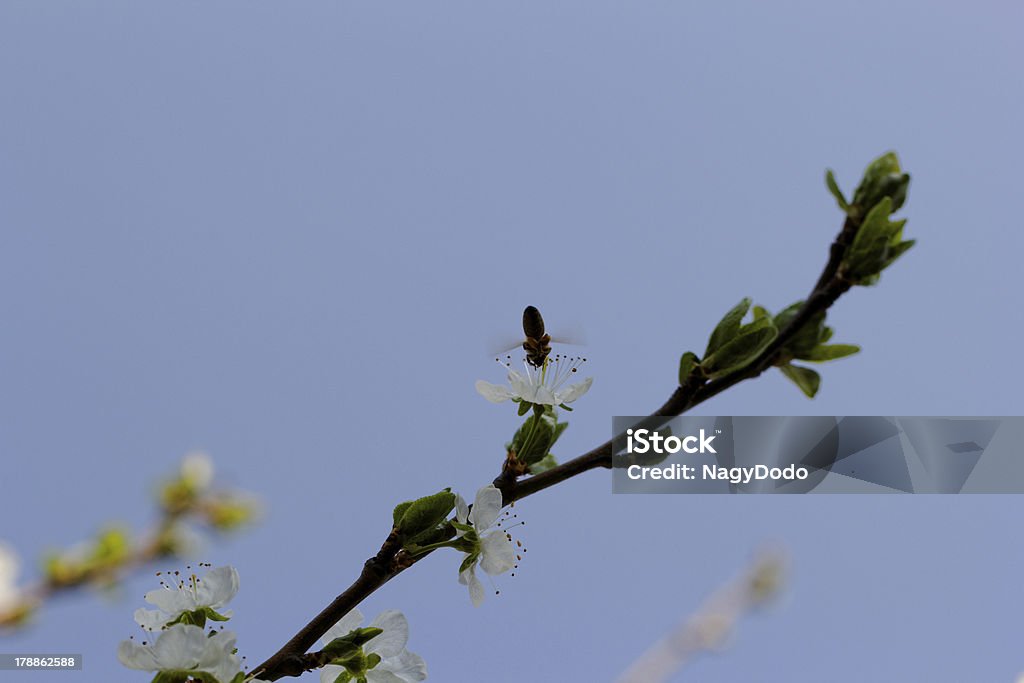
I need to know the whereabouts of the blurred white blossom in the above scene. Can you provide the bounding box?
[0,542,22,615]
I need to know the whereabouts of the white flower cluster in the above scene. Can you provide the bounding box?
[118,564,427,683]
[117,565,243,683]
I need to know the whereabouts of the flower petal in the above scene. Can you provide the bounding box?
[133,607,170,632]
[144,626,207,671]
[181,451,214,489]
[320,664,347,683]
[506,371,534,401]
[143,585,196,614]
[366,670,408,683]
[151,624,209,668]
[201,630,242,683]
[367,610,409,657]
[376,650,428,683]
[454,494,469,526]
[0,542,20,584]
[0,543,20,612]
[468,485,503,531]
[532,384,557,405]
[459,567,485,607]
[194,565,239,608]
[475,380,515,403]
[556,376,593,404]
[479,531,516,575]
[117,639,162,671]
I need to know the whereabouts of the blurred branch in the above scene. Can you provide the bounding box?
[0,452,259,631]
[614,548,786,683]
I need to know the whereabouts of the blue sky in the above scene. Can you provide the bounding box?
[1,2,1022,681]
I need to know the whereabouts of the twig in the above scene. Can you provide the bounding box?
[251,214,861,681]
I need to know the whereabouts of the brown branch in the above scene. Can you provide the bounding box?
[251,215,862,680]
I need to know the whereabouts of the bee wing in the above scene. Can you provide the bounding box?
[488,335,526,358]
[487,321,587,356]
[548,320,588,347]
[548,335,586,346]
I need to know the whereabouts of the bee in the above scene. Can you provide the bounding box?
[521,305,552,368]
[492,306,584,370]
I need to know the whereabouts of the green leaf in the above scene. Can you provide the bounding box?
[779,363,821,398]
[843,196,914,283]
[883,172,911,212]
[752,305,771,321]
[825,169,849,211]
[795,344,861,362]
[394,489,456,541]
[552,419,569,443]
[458,552,479,575]
[517,400,531,416]
[152,671,192,683]
[851,152,910,214]
[510,411,561,466]
[787,310,827,357]
[404,522,454,550]
[200,606,231,622]
[771,302,803,332]
[849,197,894,255]
[704,297,752,357]
[391,501,412,528]
[323,627,383,661]
[881,239,915,270]
[678,351,700,385]
[529,453,558,474]
[164,608,213,629]
[701,317,778,379]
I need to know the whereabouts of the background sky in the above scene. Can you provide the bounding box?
[2,2,1022,681]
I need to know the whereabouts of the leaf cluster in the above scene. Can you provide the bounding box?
[391,489,456,551]
[827,152,914,284]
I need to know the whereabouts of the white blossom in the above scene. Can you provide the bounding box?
[118,624,241,683]
[455,486,516,607]
[0,542,22,615]
[181,451,214,490]
[476,354,591,407]
[320,608,427,683]
[134,565,239,631]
